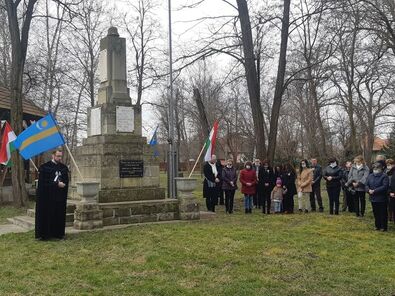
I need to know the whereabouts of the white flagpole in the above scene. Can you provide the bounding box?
[64,143,84,181]
[188,143,206,178]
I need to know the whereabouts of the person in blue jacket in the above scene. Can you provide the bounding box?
[366,162,389,232]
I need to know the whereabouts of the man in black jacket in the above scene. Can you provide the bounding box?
[36,148,69,240]
[310,158,324,212]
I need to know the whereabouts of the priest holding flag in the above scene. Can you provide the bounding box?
[14,114,69,240]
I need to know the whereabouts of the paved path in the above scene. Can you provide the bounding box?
[0,224,30,236]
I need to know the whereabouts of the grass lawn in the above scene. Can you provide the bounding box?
[0,174,394,295]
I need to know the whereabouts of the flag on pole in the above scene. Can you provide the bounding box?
[149,126,159,157]
[14,114,65,160]
[204,120,219,162]
[0,121,16,166]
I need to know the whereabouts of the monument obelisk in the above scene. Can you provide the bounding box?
[69,27,166,211]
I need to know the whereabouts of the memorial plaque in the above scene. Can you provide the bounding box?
[99,49,107,82]
[90,107,101,136]
[119,160,144,178]
[116,106,134,132]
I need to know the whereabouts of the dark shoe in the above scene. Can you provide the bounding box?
[335,211,339,215]
[319,208,324,212]
[245,209,248,214]
[304,209,308,213]
[299,209,303,213]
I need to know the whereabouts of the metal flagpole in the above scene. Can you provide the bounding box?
[167,0,176,198]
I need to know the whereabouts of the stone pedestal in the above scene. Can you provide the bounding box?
[175,178,200,220]
[68,27,169,228]
[74,182,103,230]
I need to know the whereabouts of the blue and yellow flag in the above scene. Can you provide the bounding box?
[149,126,159,157]
[14,114,65,160]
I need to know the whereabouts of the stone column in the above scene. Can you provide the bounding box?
[74,182,103,230]
[175,178,200,220]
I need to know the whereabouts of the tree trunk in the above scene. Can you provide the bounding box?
[5,0,37,207]
[236,0,266,159]
[193,88,210,139]
[267,0,291,163]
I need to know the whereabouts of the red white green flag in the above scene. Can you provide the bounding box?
[0,121,16,166]
[204,121,219,162]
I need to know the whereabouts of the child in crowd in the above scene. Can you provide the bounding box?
[271,178,286,213]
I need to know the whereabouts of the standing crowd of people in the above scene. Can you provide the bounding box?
[203,154,395,232]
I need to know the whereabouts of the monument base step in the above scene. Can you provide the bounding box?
[99,199,180,226]
[26,209,74,227]
[17,199,181,229]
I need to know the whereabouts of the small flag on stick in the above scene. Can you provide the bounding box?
[204,121,219,161]
[149,126,159,157]
[14,114,65,160]
[0,122,16,166]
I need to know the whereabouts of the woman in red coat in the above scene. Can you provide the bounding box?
[239,161,257,214]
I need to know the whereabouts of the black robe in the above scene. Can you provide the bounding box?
[35,160,69,240]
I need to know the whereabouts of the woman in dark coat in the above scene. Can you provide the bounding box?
[282,163,297,213]
[259,160,275,214]
[222,159,238,214]
[323,157,343,215]
[366,162,389,231]
[203,155,221,212]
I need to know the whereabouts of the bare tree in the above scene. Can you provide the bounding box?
[267,0,291,163]
[5,0,38,207]
[236,0,267,159]
[123,0,162,106]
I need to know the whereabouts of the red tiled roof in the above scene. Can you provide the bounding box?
[0,86,46,117]
[373,137,389,151]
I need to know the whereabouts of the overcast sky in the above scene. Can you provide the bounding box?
[116,0,238,138]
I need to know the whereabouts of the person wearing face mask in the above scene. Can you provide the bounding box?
[239,161,257,214]
[386,159,395,224]
[258,160,275,214]
[310,158,324,212]
[297,159,313,213]
[375,154,387,171]
[203,154,221,212]
[253,159,261,208]
[282,163,297,213]
[366,162,389,231]
[341,161,354,212]
[346,155,369,217]
[323,158,343,215]
[215,159,225,206]
[222,159,238,214]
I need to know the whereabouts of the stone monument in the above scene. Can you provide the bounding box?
[69,27,180,228]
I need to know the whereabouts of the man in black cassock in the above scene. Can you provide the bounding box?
[35,148,69,240]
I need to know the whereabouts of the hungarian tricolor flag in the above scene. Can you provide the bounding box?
[204,120,219,161]
[0,121,17,166]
